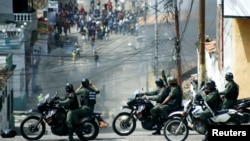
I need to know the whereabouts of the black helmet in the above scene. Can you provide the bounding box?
[155,78,164,87]
[205,80,216,90]
[167,76,177,85]
[195,93,203,101]
[81,78,89,87]
[65,83,74,92]
[225,72,233,81]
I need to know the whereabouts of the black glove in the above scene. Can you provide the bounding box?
[136,93,145,97]
[53,99,60,105]
[54,96,60,100]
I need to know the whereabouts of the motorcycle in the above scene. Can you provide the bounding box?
[233,97,250,120]
[163,86,250,141]
[112,90,183,136]
[20,93,99,140]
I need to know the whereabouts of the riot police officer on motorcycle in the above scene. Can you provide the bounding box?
[219,72,239,109]
[76,78,100,110]
[144,78,170,135]
[160,76,183,121]
[56,83,79,141]
[76,78,108,127]
[200,80,221,141]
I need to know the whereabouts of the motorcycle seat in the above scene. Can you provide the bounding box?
[214,109,229,115]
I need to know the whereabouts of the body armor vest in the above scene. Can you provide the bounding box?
[80,87,97,106]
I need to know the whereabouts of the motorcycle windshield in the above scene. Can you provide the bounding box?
[39,93,50,103]
[128,90,140,100]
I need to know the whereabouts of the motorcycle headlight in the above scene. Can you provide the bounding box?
[45,116,53,124]
[37,102,47,112]
[45,110,57,124]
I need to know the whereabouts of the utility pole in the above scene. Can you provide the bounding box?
[154,0,159,79]
[198,0,206,88]
[174,0,182,86]
[145,1,149,91]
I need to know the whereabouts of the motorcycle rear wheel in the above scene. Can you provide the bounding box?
[163,119,189,141]
[76,120,99,140]
[20,116,46,140]
[241,112,250,124]
[112,112,136,136]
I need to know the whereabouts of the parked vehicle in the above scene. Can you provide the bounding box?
[112,90,183,136]
[20,93,99,140]
[163,88,249,141]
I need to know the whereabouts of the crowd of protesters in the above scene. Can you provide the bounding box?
[48,0,146,54]
[76,0,140,43]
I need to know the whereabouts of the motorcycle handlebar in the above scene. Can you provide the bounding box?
[136,93,145,97]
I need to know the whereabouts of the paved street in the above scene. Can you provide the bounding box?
[5,114,204,141]
[1,130,204,141]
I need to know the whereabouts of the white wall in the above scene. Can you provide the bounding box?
[205,18,233,91]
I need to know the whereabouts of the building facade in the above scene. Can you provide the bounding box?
[204,0,250,98]
[0,0,38,112]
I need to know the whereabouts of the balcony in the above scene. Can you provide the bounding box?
[13,12,37,22]
[13,11,37,30]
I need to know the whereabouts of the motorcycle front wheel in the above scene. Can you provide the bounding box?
[112,112,136,136]
[20,115,46,140]
[163,119,189,141]
[76,120,99,140]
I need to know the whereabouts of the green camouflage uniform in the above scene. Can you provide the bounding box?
[161,85,183,118]
[200,89,221,124]
[57,92,79,128]
[74,87,99,124]
[219,80,239,109]
[145,87,170,118]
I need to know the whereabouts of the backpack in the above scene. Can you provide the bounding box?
[1,129,17,138]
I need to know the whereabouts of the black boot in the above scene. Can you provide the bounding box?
[152,117,161,135]
[152,130,161,135]
[67,128,74,141]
